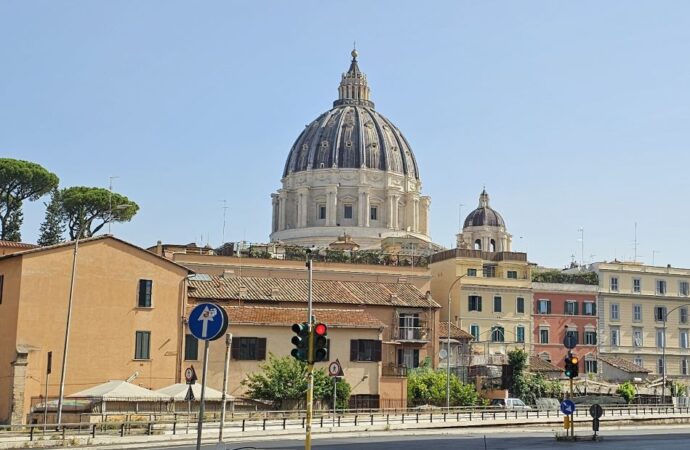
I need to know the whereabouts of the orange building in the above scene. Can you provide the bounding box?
[0,236,190,425]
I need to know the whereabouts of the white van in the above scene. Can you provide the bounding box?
[490,398,532,410]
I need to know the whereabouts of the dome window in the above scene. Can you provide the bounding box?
[344,204,353,219]
[474,239,481,250]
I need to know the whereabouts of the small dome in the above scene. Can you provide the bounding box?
[463,189,505,228]
[282,50,420,179]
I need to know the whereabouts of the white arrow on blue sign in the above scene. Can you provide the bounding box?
[188,303,229,341]
[560,399,576,415]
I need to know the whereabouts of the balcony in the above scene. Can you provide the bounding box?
[382,363,408,377]
[430,248,528,264]
[397,327,426,341]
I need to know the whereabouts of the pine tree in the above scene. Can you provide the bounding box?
[37,189,65,246]
[4,205,22,242]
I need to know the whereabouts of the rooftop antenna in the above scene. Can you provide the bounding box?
[108,176,119,234]
[577,227,584,268]
[652,250,660,266]
[221,200,229,244]
[633,222,638,262]
[458,203,464,232]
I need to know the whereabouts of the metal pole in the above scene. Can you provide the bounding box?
[43,372,49,432]
[332,376,337,427]
[305,253,314,450]
[219,333,232,442]
[446,275,465,410]
[570,377,574,438]
[195,339,210,450]
[56,236,79,427]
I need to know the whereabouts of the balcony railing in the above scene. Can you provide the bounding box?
[382,363,408,377]
[430,248,527,264]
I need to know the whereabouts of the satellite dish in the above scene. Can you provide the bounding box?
[439,349,448,359]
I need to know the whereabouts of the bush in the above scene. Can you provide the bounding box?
[407,367,479,407]
[617,381,636,404]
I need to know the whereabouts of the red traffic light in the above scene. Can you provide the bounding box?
[314,323,327,336]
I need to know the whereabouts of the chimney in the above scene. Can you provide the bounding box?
[270,287,280,298]
[398,277,407,284]
[222,269,235,279]
[156,240,162,256]
[389,294,399,303]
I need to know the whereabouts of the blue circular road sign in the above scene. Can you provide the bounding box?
[188,303,229,341]
[560,399,576,416]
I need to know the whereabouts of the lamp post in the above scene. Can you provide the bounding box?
[446,275,466,410]
[662,303,690,404]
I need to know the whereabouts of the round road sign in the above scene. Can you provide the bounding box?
[328,361,341,377]
[589,403,603,419]
[563,333,577,349]
[188,303,229,341]
[560,399,576,416]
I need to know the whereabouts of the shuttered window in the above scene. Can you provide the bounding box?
[350,340,382,362]
[135,331,151,360]
[231,337,267,361]
[138,279,153,307]
[184,334,199,360]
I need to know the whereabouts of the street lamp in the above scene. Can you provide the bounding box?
[446,275,466,410]
[662,303,690,404]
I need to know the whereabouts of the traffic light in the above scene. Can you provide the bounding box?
[291,322,309,361]
[564,352,579,379]
[313,322,329,362]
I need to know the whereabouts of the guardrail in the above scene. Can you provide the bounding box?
[2,404,689,444]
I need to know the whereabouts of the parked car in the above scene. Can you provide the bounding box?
[490,398,532,410]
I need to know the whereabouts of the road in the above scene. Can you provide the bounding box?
[143,426,690,450]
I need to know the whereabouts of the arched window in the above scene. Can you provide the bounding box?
[490,239,496,252]
[491,326,505,343]
[474,239,482,250]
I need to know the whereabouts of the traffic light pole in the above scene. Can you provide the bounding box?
[305,254,314,450]
[569,377,574,438]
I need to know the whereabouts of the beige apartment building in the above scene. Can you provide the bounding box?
[594,261,690,382]
[0,236,190,425]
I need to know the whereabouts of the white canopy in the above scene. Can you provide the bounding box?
[69,380,169,401]
[155,383,230,401]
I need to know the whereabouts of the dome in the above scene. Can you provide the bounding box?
[282,51,420,180]
[463,189,505,228]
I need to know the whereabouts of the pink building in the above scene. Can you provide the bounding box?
[533,282,599,375]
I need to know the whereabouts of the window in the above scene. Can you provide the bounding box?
[681,307,689,325]
[370,206,378,221]
[483,265,496,278]
[468,295,482,312]
[540,328,549,344]
[516,297,525,314]
[467,268,477,277]
[584,330,597,345]
[507,271,518,279]
[658,358,665,375]
[683,359,689,376]
[583,302,596,316]
[610,303,619,320]
[657,280,667,295]
[610,276,619,292]
[634,356,643,367]
[585,358,597,374]
[633,328,643,347]
[493,296,502,313]
[538,299,551,314]
[681,330,689,349]
[350,339,382,362]
[474,239,481,250]
[633,304,642,322]
[134,331,151,360]
[565,301,578,315]
[516,326,525,343]
[318,205,326,220]
[0,274,3,304]
[655,306,667,322]
[633,278,641,293]
[184,334,198,360]
[398,313,421,340]
[344,204,353,219]
[231,337,267,361]
[491,326,505,342]
[470,324,480,340]
[397,348,419,369]
[566,329,579,345]
[656,329,665,349]
[610,327,620,347]
[138,279,152,308]
[680,281,690,297]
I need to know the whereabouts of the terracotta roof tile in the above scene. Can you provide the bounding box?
[598,355,651,373]
[187,275,440,308]
[439,322,474,340]
[0,240,37,249]
[529,356,563,373]
[186,305,385,329]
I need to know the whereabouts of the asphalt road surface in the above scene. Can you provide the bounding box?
[145,427,690,450]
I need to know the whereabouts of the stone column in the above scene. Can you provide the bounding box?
[278,191,287,231]
[420,197,430,236]
[271,194,279,233]
[327,184,338,226]
[10,350,29,425]
[413,197,420,233]
[359,188,370,227]
[297,187,309,228]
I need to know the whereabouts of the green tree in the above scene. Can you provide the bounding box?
[407,367,479,407]
[60,186,139,239]
[37,189,66,246]
[243,355,351,409]
[0,158,59,241]
[508,349,561,404]
[617,381,636,404]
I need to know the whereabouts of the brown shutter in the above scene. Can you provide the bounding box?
[373,340,382,362]
[350,340,358,361]
[231,337,240,360]
[256,338,267,360]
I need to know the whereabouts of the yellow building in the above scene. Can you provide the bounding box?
[0,236,191,425]
[593,261,690,381]
[431,190,532,365]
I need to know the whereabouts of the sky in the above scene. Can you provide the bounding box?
[2,1,690,269]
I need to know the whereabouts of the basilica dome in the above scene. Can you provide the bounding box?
[270,50,432,249]
[283,52,419,179]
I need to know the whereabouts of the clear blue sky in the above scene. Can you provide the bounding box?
[2,1,689,269]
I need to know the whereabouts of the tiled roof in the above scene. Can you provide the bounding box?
[598,355,651,373]
[439,322,474,340]
[0,240,37,249]
[529,356,563,373]
[193,305,385,329]
[187,275,440,308]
